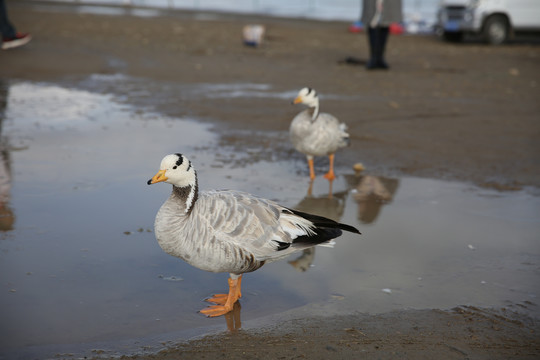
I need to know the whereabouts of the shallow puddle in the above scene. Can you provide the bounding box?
[0,81,538,359]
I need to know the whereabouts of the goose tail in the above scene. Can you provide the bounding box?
[283,207,360,248]
[339,123,351,147]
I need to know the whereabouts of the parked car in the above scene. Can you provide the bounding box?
[435,0,540,44]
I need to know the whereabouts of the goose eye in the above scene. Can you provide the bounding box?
[173,166,177,170]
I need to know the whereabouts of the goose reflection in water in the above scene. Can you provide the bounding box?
[345,173,399,224]
[224,302,242,332]
[221,181,349,330]
[221,172,397,329]
[288,171,399,275]
[289,181,349,272]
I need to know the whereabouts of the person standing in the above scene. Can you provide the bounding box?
[361,0,402,70]
[1,0,31,50]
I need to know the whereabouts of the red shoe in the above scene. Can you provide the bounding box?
[2,32,32,50]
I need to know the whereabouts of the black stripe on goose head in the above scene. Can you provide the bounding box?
[174,153,184,166]
[171,153,184,170]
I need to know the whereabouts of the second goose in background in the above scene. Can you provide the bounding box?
[290,87,350,181]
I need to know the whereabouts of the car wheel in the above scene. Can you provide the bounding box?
[483,15,509,45]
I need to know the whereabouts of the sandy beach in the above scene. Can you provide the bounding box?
[1,1,540,359]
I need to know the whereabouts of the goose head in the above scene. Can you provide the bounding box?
[147,153,196,188]
[293,87,319,108]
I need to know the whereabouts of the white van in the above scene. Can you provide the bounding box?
[435,0,540,44]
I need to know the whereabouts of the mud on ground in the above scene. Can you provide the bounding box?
[126,307,539,360]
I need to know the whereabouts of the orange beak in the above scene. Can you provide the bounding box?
[147,169,168,185]
[293,96,303,104]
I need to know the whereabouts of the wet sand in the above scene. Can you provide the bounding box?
[128,307,540,360]
[2,1,540,359]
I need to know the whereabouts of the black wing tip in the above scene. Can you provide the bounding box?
[285,208,361,235]
[340,223,361,235]
[274,240,292,251]
[292,228,342,247]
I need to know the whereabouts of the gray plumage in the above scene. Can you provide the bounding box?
[290,109,350,157]
[290,87,350,180]
[156,188,313,275]
[149,153,360,276]
[147,153,360,316]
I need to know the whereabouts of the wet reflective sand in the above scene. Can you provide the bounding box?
[0,81,538,358]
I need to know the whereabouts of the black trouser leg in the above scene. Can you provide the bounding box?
[366,27,378,69]
[377,26,390,69]
[0,0,16,38]
[367,26,390,70]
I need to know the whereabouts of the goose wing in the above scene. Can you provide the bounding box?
[194,190,358,262]
[290,112,350,156]
[317,113,350,140]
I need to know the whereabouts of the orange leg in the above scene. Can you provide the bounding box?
[307,178,314,196]
[323,154,336,181]
[307,157,316,180]
[327,178,333,199]
[205,276,242,305]
[200,275,242,317]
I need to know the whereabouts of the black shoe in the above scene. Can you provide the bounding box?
[366,58,389,70]
[377,59,389,70]
[366,58,378,70]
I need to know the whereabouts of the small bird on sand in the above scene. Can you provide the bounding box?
[290,87,350,181]
[148,153,360,317]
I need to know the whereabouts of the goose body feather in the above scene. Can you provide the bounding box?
[155,188,351,275]
[289,87,350,180]
[290,109,350,157]
[148,153,360,316]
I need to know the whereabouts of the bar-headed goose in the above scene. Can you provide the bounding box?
[148,153,360,317]
[290,87,350,180]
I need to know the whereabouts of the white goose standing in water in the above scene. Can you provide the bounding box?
[148,153,360,317]
[290,87,350,181]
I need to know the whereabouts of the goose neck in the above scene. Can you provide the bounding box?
[171,175,199,215]
[310,104,319,121]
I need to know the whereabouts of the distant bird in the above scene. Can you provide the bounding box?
[148,153,360,317]
[290,87,350,181]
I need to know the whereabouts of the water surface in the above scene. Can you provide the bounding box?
[0,81,538,359]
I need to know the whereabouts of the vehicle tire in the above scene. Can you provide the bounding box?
[442,31,464,42]
[483,15,509,45]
